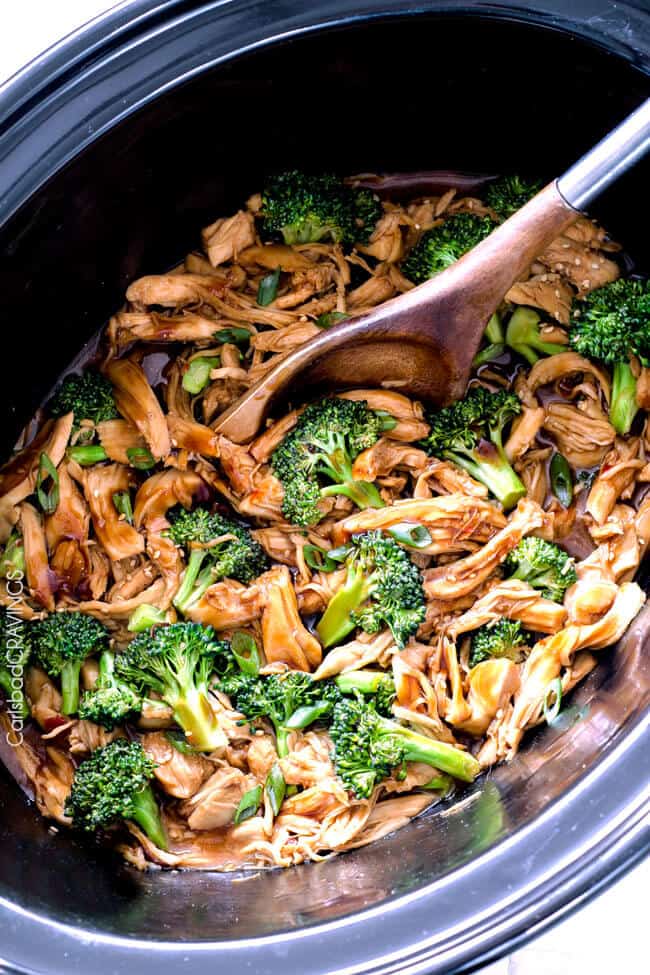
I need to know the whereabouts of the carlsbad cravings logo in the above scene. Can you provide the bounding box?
[4,566,27,746]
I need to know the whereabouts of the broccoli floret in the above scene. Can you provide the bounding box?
[272,397,386,527]
[421,386,525,509]
[570,278,650,434]
[165,507,268,615]
[505,307,567,365]
[78,651,142,730]
[504,537,576,603]
[330,696,480,798]
[65,738,167,850]
[115,622,228,752]
[219,670,341,757]
[49,371,118,426]
[401,213,496,284]
[316,530,425,649]
[0,530,25,580]
[470,619,531,667]
[31,611,110,715]
[260,170,381,246]
[0,607,31,719]
[485,174,541,220]
[334,669,395,716]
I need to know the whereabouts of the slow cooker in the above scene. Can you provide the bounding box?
[0,2,648,973]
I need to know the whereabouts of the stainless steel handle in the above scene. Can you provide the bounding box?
[556,97,650,211]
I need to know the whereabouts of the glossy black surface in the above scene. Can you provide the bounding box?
[0,3,648,973]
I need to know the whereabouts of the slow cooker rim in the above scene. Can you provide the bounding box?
[0,2,648,973]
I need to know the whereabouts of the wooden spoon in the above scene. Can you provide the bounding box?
[216,98,650,443]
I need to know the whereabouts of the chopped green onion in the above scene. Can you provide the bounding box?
[128,603,168,633]
[473,343,505,368]
[182,356,220,395]
[550,452,573,508]
[375,409,398,432]
[67,444,108,466]
[543,677,563,725]
[234,785,262,825]
[315,311,347,329]
[257,266,281,306]
[231,631,260,676]
[36,453,59,514]
[265,762,286,817]
[213,327,251,346]
[165,731,196,755]
[303,544,339,573]
[126,446,156,470]
[284,702,332,730]
[113,490,133,524]
[388,522,432,549]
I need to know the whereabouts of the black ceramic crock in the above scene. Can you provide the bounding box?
[0,2,648,973]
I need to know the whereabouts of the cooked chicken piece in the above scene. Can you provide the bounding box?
[104,358,171,460]
[19,502,55,611]
[108,311,227,350]
[181,764,257,829]
[423,498,548,601]
[335,793,433,852]
[167,415,220,458]
[338,389,429,441]
[447,579,567,636]
[202,210,256,266]
[187,578,265,630]
[0,413,74,542]
[249,409,303,463]
[26,666,62,731]
[438,635,471,725]
[261,565,322,671]
[505,406,545,461]
[333,495,506,552]
[514,447,551,507]
[413,459,488,499]
[297,567,347,614]
[312,630,395,680]
[382,762,444,794]
[142,731,213,798]
[96,418,149,464]
[586,438,643,525]
[246,734,278,780]
[215,436,259,495]
[351,439,428,481]
[238,243,315,271]
[136,699,175,731]
[346,272,396,309]
[543,401,615,468]
[526,351,611,402]
[274,266,337,310]
[146,533,184,607]
[564,576,618,625]
[358,210,405,263]
[82,464,144,560]
[126,272,231,307]
[45,464,89,549]
[50,539,90,597]
[251,320,321,352]
[537,234,619,293]
[635,366,650,409]
[505,273,574,324]
[68,720,121,755]
[503,581,645,755]
[133,468,205,531]
[457,658,521,736]
[280,731,335,788]
[563,216,610,248]
[216,437,286,520]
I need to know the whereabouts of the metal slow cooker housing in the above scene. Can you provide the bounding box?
[0,2,648,973]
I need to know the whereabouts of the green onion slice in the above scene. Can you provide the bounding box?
[126,446,156,470]
[257,266,281,306]
[375,409,398,432]
[550,452,573,508]
[165,731,196,755]
[182,356,220,395]
[113,490,134,524]
[213,327,251,346]
[67,444,108,466]
[36,453,60,514]
[265,762,286,817]
[388,522,432,549]
[315,311,347,329]
[543,677,563,725]
[234,785,263,825]
[231,631,260,676]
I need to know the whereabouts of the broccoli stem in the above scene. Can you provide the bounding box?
[61,659,83,715]
[377,717,480,782]
[335,670,388,695]
[0,668,29,719]
[171,685,227,753]
[320,479,384,510]
[445,449,525,510]
[610,360,639,435]
[317,565,368,647]
[485,312,504,345]
[129,784,168,850]
[173,549,209,614]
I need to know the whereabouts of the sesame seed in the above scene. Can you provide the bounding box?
[414,224,421,230]
[574,258,581,266]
